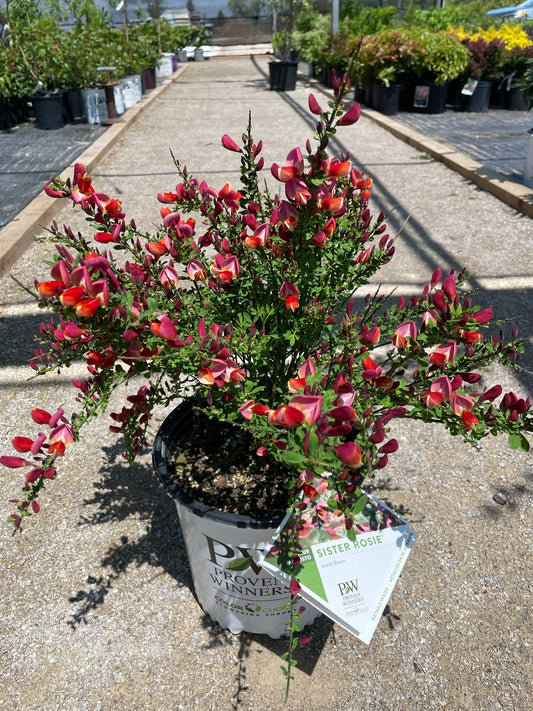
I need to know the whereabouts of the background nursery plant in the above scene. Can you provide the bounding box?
[2,73,532,686]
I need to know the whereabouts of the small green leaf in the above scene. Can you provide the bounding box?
[227,556,252,571]
[353,494,368,515]
[508,433,522,450]
[281,450,306,466]
[283,330,296,346]
[519,434,530,452]
[307,431,319,457]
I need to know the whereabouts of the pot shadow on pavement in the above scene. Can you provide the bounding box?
[67,440,192,629]
[195,598,402,710]
[197,612,336,709]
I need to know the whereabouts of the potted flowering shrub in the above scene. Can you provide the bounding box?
[3,73,532,687]
[406,30,470,113]
[448,31,506,111]
[356,30,421,114]
[14,15,70,128]
[270,0,303,90]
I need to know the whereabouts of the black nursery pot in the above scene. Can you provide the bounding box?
[269,61,298,92]
[63,89,87,123]
[407,79,449,114]
[371,83,402,116]
[0,101,13,130]
[462,81,492,113]
[30,92,65,130]
[502,86,527,111]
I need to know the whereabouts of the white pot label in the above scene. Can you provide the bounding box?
[175,499,320,636]
[122,76,142,109]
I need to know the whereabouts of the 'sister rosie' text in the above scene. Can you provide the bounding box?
[316,534,383,558]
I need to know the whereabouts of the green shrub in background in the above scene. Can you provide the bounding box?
[409,29,470,84]
[271,0,304,61]
[517,57,533,107]
[294,9,330,68]
[340,0,397,35]
[403,0,491,31]
[295,1,398,74]
[356,29,421,88]
[60,26,121,89]
[12,15,70,91]
[321,26,360,75]
[113,19,167,77]
[500,44,533,80]
[0,43,34,101]
[169,24,195,52]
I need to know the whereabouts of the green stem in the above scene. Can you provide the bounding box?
[283,595,297,703]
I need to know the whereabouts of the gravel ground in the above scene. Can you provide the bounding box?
[0,56,532,711]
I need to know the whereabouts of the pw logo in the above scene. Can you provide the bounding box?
[338,579,358,596]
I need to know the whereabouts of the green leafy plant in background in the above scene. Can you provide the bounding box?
[410,29,470,84]
[518,56,533,106]
[356,29,421,88]
[271,0,303,60]
[341,0,397,35]
[293,10,330,69]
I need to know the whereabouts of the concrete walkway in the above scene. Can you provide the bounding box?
[0,56,532,711]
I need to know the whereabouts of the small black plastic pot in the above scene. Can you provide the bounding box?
[63,89,87,123]
[269,61,298,92]
[371,83,402,116]
[29,91,65,130]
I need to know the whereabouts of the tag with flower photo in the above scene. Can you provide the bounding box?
[259,484,417,644]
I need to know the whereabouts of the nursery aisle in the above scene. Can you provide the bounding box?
[0,56,532,711]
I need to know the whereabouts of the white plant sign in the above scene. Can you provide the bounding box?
[260,493,417,643]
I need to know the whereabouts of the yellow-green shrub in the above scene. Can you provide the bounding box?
[450,23,532,49]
